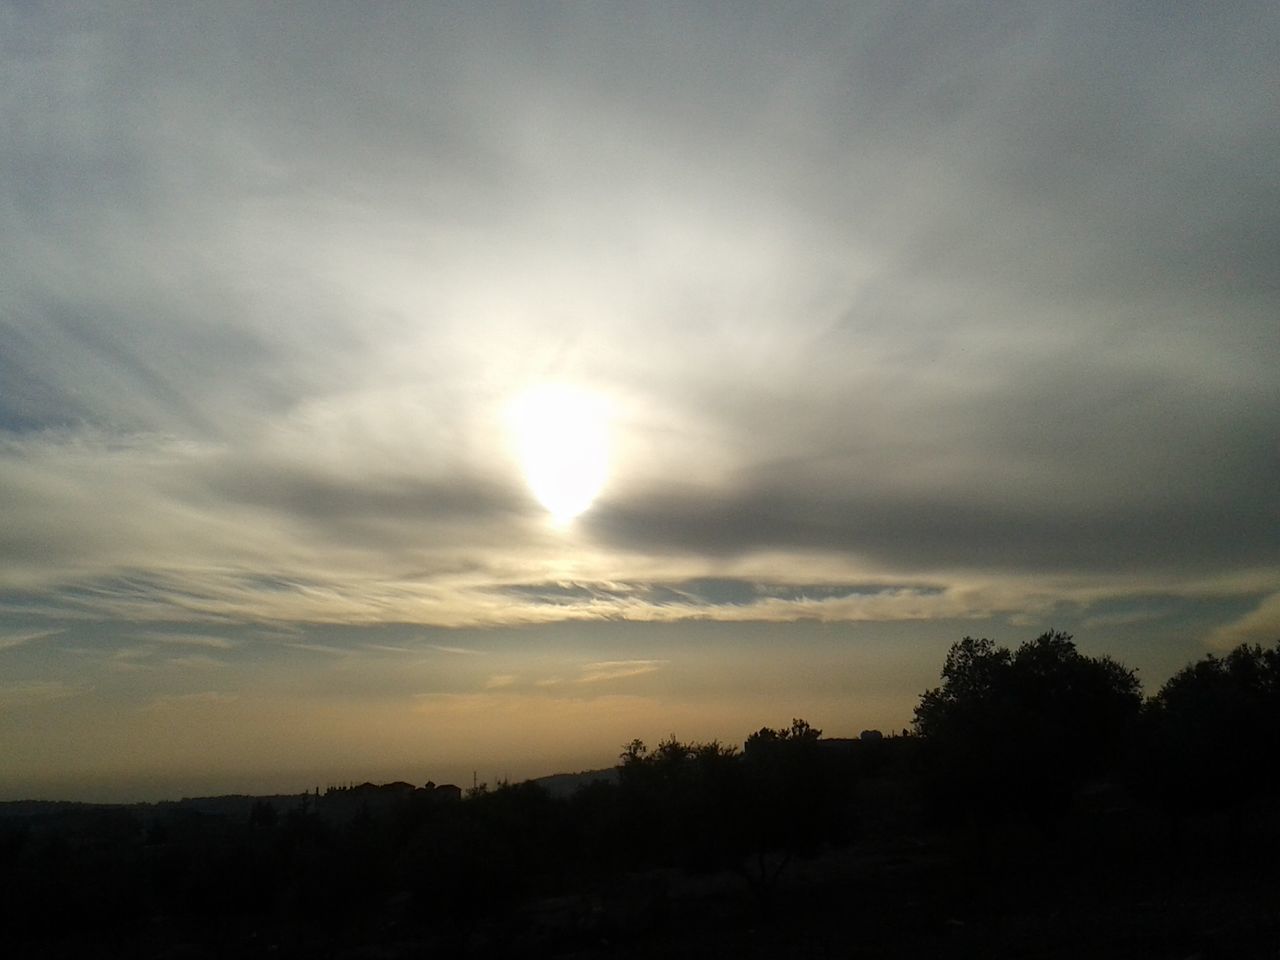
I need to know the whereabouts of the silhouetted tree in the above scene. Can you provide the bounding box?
[617,734,742,872]
[619,720,853,907]
[737,719,855,906]
[914,631,1141,834]
[744,717,823,751]
[1141,640,1280,837]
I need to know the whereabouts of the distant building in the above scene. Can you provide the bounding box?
[315,780,421,823]
[433,783,462,802]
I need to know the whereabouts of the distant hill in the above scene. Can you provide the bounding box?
[531,766,619,798]
[0,799,111,818]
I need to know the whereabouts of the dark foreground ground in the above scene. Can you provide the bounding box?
[6,802,1277,960]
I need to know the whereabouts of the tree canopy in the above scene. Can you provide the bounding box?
[1143,640,1280,814]
[914,631,1142,828]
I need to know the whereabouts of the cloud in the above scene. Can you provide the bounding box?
[140,632,239,650]
[585,465,1277,576]
[483,674,519,690]
[577,660,670,684]
[283,642,351,657]
[0,1,1275,641]
[0,680,88,710]
[166,655,228,670]
[143,691,239,711]
[1207,593,1280,651]
[0,628,60,651]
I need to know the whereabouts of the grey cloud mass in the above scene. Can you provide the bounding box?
[1,1,1277,638]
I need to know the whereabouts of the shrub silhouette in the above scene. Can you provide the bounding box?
[615,721,853,909]
[617,734,743,872]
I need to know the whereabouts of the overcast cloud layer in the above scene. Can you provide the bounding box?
[3,2,1278,649]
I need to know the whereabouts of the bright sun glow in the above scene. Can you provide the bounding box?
[509,384,610,524]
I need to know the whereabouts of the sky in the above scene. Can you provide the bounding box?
[1,1,1277,801]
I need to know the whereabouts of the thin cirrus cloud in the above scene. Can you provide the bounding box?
[142,691,240,712]
[139,632,240,650]
[576,660,670,684]
[0,3,1276,646]
[0,680,89,710]
[0,629,62,651]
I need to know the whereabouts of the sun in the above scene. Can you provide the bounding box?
[508,384,610,524]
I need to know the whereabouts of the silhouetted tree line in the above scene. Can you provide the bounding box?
[913,632,1280,845]
[612,718,857,906]
[0,633,1276,957]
